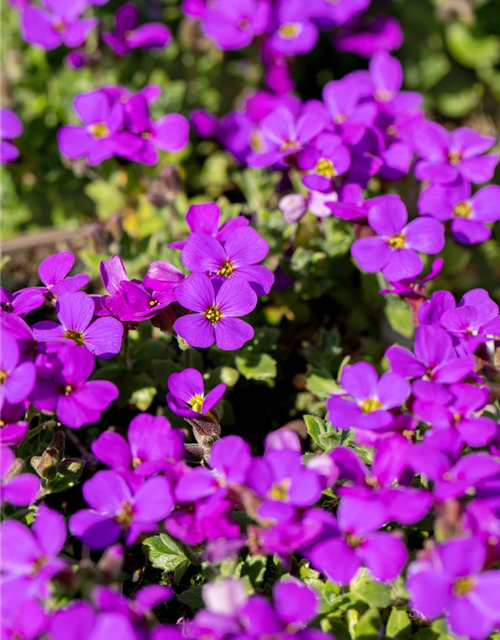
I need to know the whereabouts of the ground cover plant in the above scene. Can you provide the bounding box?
[2,0,500,638]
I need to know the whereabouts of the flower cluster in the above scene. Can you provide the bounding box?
[58,86,189,165]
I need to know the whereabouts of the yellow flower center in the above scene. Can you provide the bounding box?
[89,123,109,139]
[116,501,134,528]
[346,534,364,548]
[251,130,264,152]
[142,131,152,139]
[386,125,398,137]
[278,23,302,39]
[360,398,383,414]
[132,457,142,468]
[217,259,235,278]
[365,477,380,488]
[63,329,85,346]
[280,139,301,152]
[375,89,393,102]
[453,201,472,219]
[448,150,462,165]
[388,233,406,250]
[268,479,291,501]
[0,369,8,385]
[189,394,205,414]
[63,385,73,396]
[149,299,159,307]
[315,157,336,178]
[453,576,475,597]
[54,20,66,32]
[30,556,48,576]
[204,305,222,324]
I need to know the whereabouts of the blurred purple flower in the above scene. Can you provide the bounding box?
[0,108,23,163]
[103,3,172,56]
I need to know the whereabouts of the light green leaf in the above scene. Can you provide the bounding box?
[386,608,412,640]
[350,570,393,608]
[355,608,382,640]
[142,534,190,574]
[235,353,277,384]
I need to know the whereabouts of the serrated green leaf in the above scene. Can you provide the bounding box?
[350,570,393,608]
[143,534,189,574]
[386,608,412,640]
[304,414,327,449]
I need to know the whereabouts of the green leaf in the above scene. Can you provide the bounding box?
[142,534,190,574]
[235,352,277,384]
[386,608,412,640]
[45,459,85,494]
[306,367,341,398]
[385,297,415,339]
[446,23,500,69]
[240,554,267,588]
[355,608,382,640]
[304,414,327,449]
[177,584,204,611]
[350,570,393,608]
[321,617,352,640]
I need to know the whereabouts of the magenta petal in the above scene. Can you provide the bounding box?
[203,383,226,413]
[327,397,362,430]
[21,7,61,49]
[174,314,215,348]
[186,203,220,235]
[33,505,66,556]
[83,470,131,514]
[342,362,379,400]
[2,474,40,506]
[382,249,423,282]
[451,219,491,245]
[377,372,410,408]
[74,90,109,125]
[58,126,93,159]
[38,252,74,286]
[386,346,426,378]
[310,538,360,585]
[134,476,173,521]
[224,227,269,267]
[127,23,172,49]
[91,432,132,470]
[182,233,225,274]
[0,141,20,163]
[471,185,500,222]
[351,237,391,273]
[368,195,406,235]
[447,598,495,640]
[216,277,257,317]
[359,532,407,581]
[175,467,218,502]
[214,317,254,350]
[56,292,93,333]
[460,154,498,183]
[405,217,445,253]
[175,274,215,312]
[407,569,451,619]
[5,362,36,404]
[63,17,98,48]
[168,369,204,403]
[69,510,121,550]
[83,317,123,359]
[153,114,189,152]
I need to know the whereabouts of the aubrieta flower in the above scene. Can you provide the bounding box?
[0,505,66,607]
[91,413,185,476]
[0,108,23,164]
[70,470,174,549]
[297,133,351,193]
[1,600,48,640]
[37,251,89,297]
[413,122,498,184]
[49,601,138,640]
[181,226,274,295]
[0,447,40,507]
[0,333,36,410]
[21,0,98,50]
[407,537,500,639]
[32,291,124,359]
[169,202,248,250]
[309,495,407,584]
[201,0,271,50]
[311,0,370,25]
[174,274,257,350]
[32,344,119,429]
[351,195,445,282]
[0,287,45,316]
[419,180,500,245]
[386,325,475,384]
[247,106,325,168]
[334,16,403,57]
[327,361,410,431]
[267,1,318,56]
[0,400,29,447]
[167,368,226,418]
[103,3,172,56]
[58,89,140,165]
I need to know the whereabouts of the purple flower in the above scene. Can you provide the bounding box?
[167,368,226,418]
[0,506,66,607]
[407,537,500,639]
[38,251,89,297]
[174,274,257,350]
[182,227,274,295]
[334,16,403,58]
[170,202,249,250]
[327,361,410,431]
[311,0,370,26]
[247,106,325,168]
[413,122,498,184]
[386,325,475,383]
[21,0,98,50]
[31,344,119,429]
[115,282,176,322]
[70,470,174,548]
[298,133,351,192]
[0,287,45,316]
[121,93,189,165]
[50,601,138,640]
[0,333,36,410]
[103,3,172,56]
[202,0,271,50]
[309,496,407,584]
[267,1,318,56]
[0,108,23,163]
[91,413,185,476]
[32,291,123,359]
[143,260,184,292]
[379,257,443,298]
[1,600,48,640]
[58,90,141,165]
[419,179,500,245]
[1,447,40,507]
[0,400,29,447]
[351,195,445,282]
